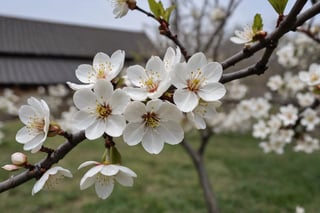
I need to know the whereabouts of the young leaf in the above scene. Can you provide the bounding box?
[252,13,263,33]
[148,0,161,18]
[268,0,289,15]
[163,5,176,22]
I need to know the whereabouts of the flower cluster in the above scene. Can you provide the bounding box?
[6,48,226,198]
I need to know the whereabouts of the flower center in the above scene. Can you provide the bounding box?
[144,78,159,93]
[310,73,319,83]
[96,62,112,79]
[96,103,112,119]
[27,117,45,133]
[44,173,64,190]
[187,69,205,92]
[142,112,160,128]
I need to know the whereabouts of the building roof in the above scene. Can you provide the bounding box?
[0,16,155,85]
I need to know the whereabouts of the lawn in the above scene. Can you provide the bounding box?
[0,120,320,213]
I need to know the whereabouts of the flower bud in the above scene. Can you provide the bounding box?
[11,152,27,166]
[47,122,62,137]
[2,164,20,171]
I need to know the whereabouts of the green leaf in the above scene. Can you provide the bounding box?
[148,0,161,18]
[163,5,176,22]
[252,13,263,33]
[268,0,289,15]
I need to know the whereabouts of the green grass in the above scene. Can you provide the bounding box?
[1,120,320,213]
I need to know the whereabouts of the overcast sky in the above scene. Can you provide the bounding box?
[0,0,309,33]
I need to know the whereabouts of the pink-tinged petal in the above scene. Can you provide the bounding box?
[141,128,164,154]
[23,134,46,151]
[146,99,162,112]
[2,164,20,171]
[123,122,145,146]
[157,121,184,144]
[73,111,97,129]
[105,115,126,137]
[75,64,95,83]
[108,90,130,114]
[16,126,37,143]
[145,56,166,79]
[95,177,114,199]
[101,165,120,176]
[118,166,137,177]
[188,52,207,71]
[80,175,96,190]
[202,62,223,83]
[78,161,100,170]
[157,102,182,121]
[198,83,226,101]
[173,89,198,112]
[124,101,146,122]
[123,87,148,101]
[73,89,96,110]
[93,80,113,105]
[66,82,94,90]
[85,120,105,140]
[126,65,148,87]
[115,172,134,187]
[171,63,188,88]
[19,105,37,124]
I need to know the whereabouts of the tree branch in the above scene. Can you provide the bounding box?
[0,131,86,193]
[220,0,317,83]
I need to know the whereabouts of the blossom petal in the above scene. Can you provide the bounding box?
[145,56,166,79]
[115,172,134,187]
[73,89,96,110]
[202,62,223,83]
[188,52,207,70]
[108,89,130,114]
[80,175,96,190]
[95,177,114,199]
[173,89,198,112]
[16,126,37,143]
[157,121,184,144]
[105,115,126,137]
[23,134,46,151]
[123,87,148,101]
[123,122,145,146]
[145,99,162,112]
[198,83,226,101]
[141,128,164,154]
[109,50,125,79]
[94,80,113,105]
[32,174,48,195]
[73,111,97,130]
[171,63,188,88]
[66,82,94,90]
[124,101,146,122]
[157,102,182,121]
[118,166,137,177]
[126,65,148,87]
[101,165,120,176]
[75,64,94,83]
[230,36,247,44]
[18,105,37,124]
[85,119,105,140]
[78,161,100,169]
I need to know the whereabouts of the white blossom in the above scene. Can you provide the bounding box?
[171,52,226,112]
[124,56,170,101]
[300,108,320,131]
[277,104,298,126]
[67,50,125,90]
[163,47,182,73]
[267,75,284,91]
[123,99,184,154]
[32,166,73,195]
[79,161,137,199]
[299,63,320,86]
[294,135,319,153]
[252,120,270,139]
[276,43,299,68]
[210,7,226,22]
[110,0,136,18]
[16,97,50,153]
[230,25,255,44]
[297,92,315,107]
[73,80,129,140]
